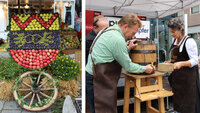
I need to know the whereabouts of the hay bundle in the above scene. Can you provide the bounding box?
[17,77,32,98]
[0,80,15,101]
[40,77,52,96]
[41,78,80,99]
[0,77,33,101]
[58,80,80,99]
[75,50,82,82]
[18,77,31,89]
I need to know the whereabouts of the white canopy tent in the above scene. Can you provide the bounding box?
[86,0,200,18]
[86,0,200,62]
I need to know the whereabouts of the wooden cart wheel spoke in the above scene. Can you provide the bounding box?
[28,74,33,84]
[36,94,41,103]
[22,81,31,88]
[18,88,31,91]
[13,71,58,112]
[29,93,35,106]
[23,92,33,99]
[37,73,42,84]
[40,88,55,91]
[39,92,50,98]
[39,80,48,88]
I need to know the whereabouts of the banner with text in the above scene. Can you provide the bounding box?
[105,16,150,39]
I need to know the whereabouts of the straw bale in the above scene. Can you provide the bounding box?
[57,79,80,99]
[0,80,15,101]
[17,77,32,98]
[75,50,82,82]
[41,77,80,99]
[40,78,52,96]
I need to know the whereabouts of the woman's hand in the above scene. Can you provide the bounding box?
[164,60,171,63]
[173,62,183,70]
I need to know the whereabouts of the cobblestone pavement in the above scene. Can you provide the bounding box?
[0,100,55,113]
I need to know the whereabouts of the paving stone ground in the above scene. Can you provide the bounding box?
[0,100,54,113]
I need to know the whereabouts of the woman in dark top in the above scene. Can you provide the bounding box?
[167,18,200,113]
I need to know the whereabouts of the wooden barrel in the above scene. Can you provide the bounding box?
[130,40,157,66]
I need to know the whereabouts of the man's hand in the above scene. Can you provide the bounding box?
[127,39,138,50]
[145,64,154,74]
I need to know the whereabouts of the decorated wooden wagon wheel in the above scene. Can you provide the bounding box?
[13,71,58,111]
[9,13,60,111]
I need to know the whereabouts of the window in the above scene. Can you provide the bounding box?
[191,5,199,14]
[177,11,184,16]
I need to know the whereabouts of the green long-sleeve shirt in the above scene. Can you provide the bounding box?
[86,24,146,75]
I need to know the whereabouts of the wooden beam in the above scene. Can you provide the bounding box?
[147,107,159,113]
[18,0,20,13]
[140,85,159,93]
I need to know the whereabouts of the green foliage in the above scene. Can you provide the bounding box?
[52,99,65,113]
[0,58,23,81]
[0,58,46,81]
[20,67,46,74]
[31,97,53,108]
[49,56,81,81]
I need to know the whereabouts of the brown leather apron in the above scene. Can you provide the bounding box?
[170,37,197,113]
[89,28,122,113]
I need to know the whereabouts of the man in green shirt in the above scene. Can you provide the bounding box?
[86,13,154,113]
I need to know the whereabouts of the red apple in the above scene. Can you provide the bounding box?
[32,66,36,69]
[44,63,47,66]
[12,55,16,59]
[47,60,50,64]
[15,54,19,57]
[10,52,13,55]
[19,62,22,65]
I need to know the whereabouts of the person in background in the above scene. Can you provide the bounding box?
[86,15,109,64]
[86,15,109,113]
[86,13,154,113]
[166,18,200,113]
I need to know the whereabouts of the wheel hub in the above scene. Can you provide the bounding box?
[31,87,40,93]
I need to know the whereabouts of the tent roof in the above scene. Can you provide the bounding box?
[86,0,200,18]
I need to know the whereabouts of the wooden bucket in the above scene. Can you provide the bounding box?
[130,40,157,66]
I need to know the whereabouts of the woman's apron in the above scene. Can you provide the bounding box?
[89,28,122,113]
[170,37,197,113]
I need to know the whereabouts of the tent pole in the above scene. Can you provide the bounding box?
[156,17,159,64]
[184,14,188,35]
[113,6,116,15]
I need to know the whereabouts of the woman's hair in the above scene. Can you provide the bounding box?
[167,18,185,36]
[118,13,142,28]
